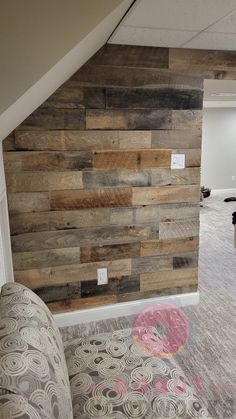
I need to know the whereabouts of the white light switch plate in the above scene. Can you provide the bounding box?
[171,154,185,170]
[97,268,108,285]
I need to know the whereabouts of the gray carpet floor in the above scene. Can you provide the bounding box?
[60,193,236,418]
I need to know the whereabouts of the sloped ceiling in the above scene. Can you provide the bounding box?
[109,0,236,50]
[0,0,133,141]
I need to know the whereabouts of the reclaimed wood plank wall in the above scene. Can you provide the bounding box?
[4,44,236,313]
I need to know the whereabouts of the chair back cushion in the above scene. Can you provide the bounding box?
[0,282,73,419]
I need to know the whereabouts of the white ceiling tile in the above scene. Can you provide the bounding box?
[183,31,236,50]
[122,0,236,31]
[208,10,236,33]
[109,26,197,48]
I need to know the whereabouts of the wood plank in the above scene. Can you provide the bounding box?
[151,130,202,149]
[170,168,200,185]
[173,149,201,167]
[3,133,15,151]
[4,151,92,172]
[16,108,85,130]
[13,247,81,270]
[50,187,132,210]
[134,205,160,225]
[8,192,50,214]
[132,185,200,206]
[72,64,208,88]
[80,242,140,263]
[93,149,171,169]
[42,86,105,109]
[48,294,117,313]
[159,203,199,222]
[140,267,198,292]
[86,109,172,130]
[117,284,197,302]
[106,87,203,110]
[169,48,236,71]
[14,130,151,151]
[132,255,172,275]
[88,44,169,68]
[15,258,132,287]
[141,236,199,257]
[159,219,199,239]
[9,208,112,235]
[173,252,198,269]
[80,278,118,298]
[83,169,151,188]
[6,171,83,192]
[11,225,159,252]
[172,110,202,129]
[34,282,81,303]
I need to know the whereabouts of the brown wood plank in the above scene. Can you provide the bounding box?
[151,129,202,149]
[173,251,198,269]
[4,151,92,172]
[88,44,169,68]
[132,185,200,206]
[86,109,172,130]
[141,236,199,257]
[118,284,197,302]
[159,203,199,222]
[106,87,203,110]
[9,208,112,235]
[93,149,171,169]
[2,133,15,151]
[170,168,200,185]
[80,242,140,263]
[132,255,172,275]
[50,187,132,210]
[13,247,81,270]
[169,48,236,71]
[6,171,83,192]
[172,110,202,129]
[34,282,81,303]
[14,130,151,151]
[140,267,198,292]
[72,64,208,88]
[15,258,132,287]
[48,294,117,313]
[11,225,159,252]
[42,86,105,109]
[8,192,50,214]
[159,218,199,239]
[16,108,85,130]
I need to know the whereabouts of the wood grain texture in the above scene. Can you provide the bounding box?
[34,282,81,303]
[72,64,210,89]
[11,225,159,252]
[8,192,50,214]
[140,267,198,292]
[48,294,117,313]
[13,247,81,270]
[132,185,200,205]
[14,130,151,151]
[80,242,140,263]
[4,151,92,172]
[88,44,169,68]
[6,171,83,192]
[151,129,202,149]
[15,258,132,287]
[42,86,105,109]
[50,188,132,210]
[17,108,85,130]
[169,48,236,71]
[93,149,171,169]
[141,236,199,257]
[106,87,203,110]
[159,218,199,239]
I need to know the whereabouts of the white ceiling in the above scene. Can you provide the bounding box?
[109,0,236,50]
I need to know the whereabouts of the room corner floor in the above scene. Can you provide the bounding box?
[60,193,236,418]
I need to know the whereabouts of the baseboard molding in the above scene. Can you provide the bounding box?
[54,291,199,328]
[211,188,236,195]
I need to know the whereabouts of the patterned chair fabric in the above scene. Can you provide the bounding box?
[65,329,210,419]
[0,282,73,419]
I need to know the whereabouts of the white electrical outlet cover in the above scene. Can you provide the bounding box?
[171,154,185,170]
[97,268,108,285]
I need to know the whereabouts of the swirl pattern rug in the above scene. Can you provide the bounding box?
[65,329,209,419]
[0,282,73,419]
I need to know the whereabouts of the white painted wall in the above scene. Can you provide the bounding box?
[201,108,236,190]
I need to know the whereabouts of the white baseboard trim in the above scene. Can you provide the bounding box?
[54,291,199,328]
[211,188,236,195]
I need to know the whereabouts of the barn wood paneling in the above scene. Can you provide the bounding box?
[4,44,235,312]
